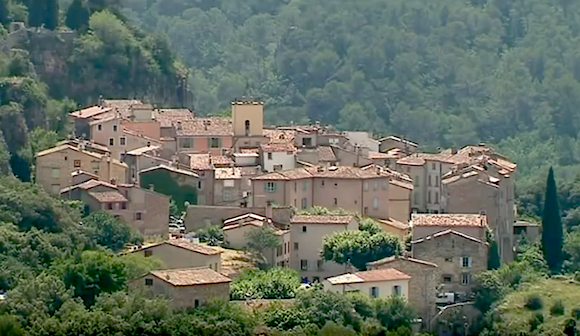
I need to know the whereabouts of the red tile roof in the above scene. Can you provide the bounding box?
[317,146,337,162]
[291,215,354,225]
[136,239,221,255]
[411,229,487,245]
[149,267,231,286]
[263,129,296,144]
[154,109,195,127]
[189,153,212,170]
[411,214,487,228]
[260,142,296,152]
[326,268,411,285]
[176,117,233,136]
[88,191,128,203]
[366,255,438,268]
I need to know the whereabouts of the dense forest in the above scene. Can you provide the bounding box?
[119,0,580,223]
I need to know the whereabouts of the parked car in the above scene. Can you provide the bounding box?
[436,292,455,305]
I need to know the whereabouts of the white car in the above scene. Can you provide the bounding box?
[436,292,455,305]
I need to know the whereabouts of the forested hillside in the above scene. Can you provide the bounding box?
[120,0,580,220]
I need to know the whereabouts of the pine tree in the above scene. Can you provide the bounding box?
[28,0,45,28]
[542,167,564,273]
[44,0,59,30]
[66,0,90,30]
[0,0,9,27]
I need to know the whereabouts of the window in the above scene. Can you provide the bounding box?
[432,163,436,170]
[444,257,453,262]
[97,124,102,131]
[145,278,153,286]
[91,161,100,171]
[374,181,379,190]
[74,160,81,168]
[245,120,250,135]
[373,197,379,210]
[428,191,432,204]
[461,273,471,285]
[51,168,60,178]
[121,202,127,210]
[382,181,388,190]
[414,176,419,186]
[413,192,419,204]
[302,225,307,233]
[273,164,283,171]
[179,138,193,148]
[443,275,453,283]
[294,199,297,207]
[120,137,126,146]
[435,192,439,204]
[302,181,307,191]
[194,299,200,308]
[144,250,153,257]
[198,181,203,189]
[223,189,233,201]
[109,138,114,146]
[135,212,143,221]
[300,259,308,270]
[301,198,307,209]
[364,182,369,191]
[461,257,472,268]
[113,125,118,132]
[334,198,338,205]
[392,285,402,296]
[294,242,299,250]
[364,206,368,215]
[294,182,297,192]
[317,260,324,271]
[435,176,439,187]
[321,180,325,186]
[210,138,221,148]
[267,152,273,160]
[277,245,283,256]
[107,203,114,210]
[223,179,235,188]
[370,286,379,298]
[265,182,277,193]
[428,175,432,186]
[302,138,312,147]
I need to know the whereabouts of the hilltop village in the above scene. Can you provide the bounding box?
[33,98,525,331]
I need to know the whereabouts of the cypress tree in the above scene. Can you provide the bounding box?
[541,167,564,273]
[66,0,90,30]
[28,0,45,28]
[44,0,59,30]
[0,0,9,27]
[488,239,501,270]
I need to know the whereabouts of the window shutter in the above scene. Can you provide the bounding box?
[459,258,464,268]
[264,183,268,192]
[468,257,473,268]
[273,183,277,192]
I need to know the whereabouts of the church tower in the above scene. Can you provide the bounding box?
[231,98,264,137]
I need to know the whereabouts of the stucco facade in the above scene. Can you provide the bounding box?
[128,240,221,271]
[36,144,127,195]
[290,215,359,282]
[324,269,410,300]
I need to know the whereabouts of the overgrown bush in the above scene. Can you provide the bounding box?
[573,307,580,321]
[195,225,224,246]
[525,294,543,311]
[230,268,300,300]
[550,300,565,316]
[529,312,544,331]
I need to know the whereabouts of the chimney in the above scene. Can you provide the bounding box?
[265,200,273,220]
[451,146,457,155]
[176,122,182,131]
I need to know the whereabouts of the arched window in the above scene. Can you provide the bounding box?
[245,120,250,135]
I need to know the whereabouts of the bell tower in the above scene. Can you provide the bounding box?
[231,97,264,137]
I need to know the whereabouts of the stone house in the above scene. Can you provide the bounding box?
[376,218,410,238]
[184,204,294,232]
[442,157,516,263]
[69,99,143,138]
[126,239,222,271]
[214,167,246,206]
[324,268,411,299]
[222,213,291,267]
[130,267,231,310]
[36,143,127,195]
[251,166,412,222]
[60,179,170,236]
[138,164,200,211]
[188,153,216,206]
[175,117,234,156]
[367,256,439,328]
[378,136,418,154]
[412,230,488,295]
[290,215,359,282]
[411,213,488,242]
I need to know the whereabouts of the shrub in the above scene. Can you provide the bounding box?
[529,312,544,331]
[525,294,543,311]
[550,300,565,316]
[572,307,580,320]
[196,225,224,246]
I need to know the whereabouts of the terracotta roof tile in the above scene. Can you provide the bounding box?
[88,191,128,203]
[167,239,221,255]
[263,129,296,144]
[317,146,337,161]
[252,165,399,181]
[215,167,241,179]
[411,214,487,227]
[291,215,354,225]
[70,106,113,119]
[260,143,295,152]
[326,268,410,285]
[189,153,212,170]
[101,99,144,118]
[60,179,118,193]
[211,155,234,166]
[368,151,391,159]
[411,229,488,245]
[154,109,195,127]
[176,117,233,136]
[397,153,455,165]
[377,218,410,230]
[150,267,230,286]
[366,255,438,268]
